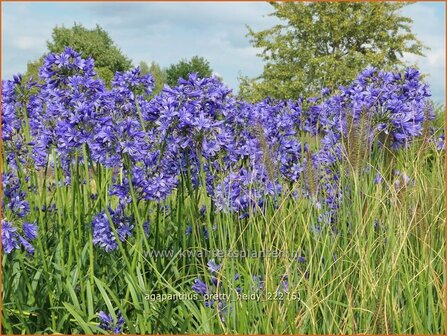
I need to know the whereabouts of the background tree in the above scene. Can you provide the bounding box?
[25,23,132,85]
[139,61,151,75]
[242,2,426,100]
[24,57,44,82]
[166,56,213,87]
[237,75,264,102]
[139,61,167,97]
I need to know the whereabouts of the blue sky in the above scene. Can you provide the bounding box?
[2,2,445,103]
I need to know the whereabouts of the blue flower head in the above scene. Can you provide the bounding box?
[98,310,125,334]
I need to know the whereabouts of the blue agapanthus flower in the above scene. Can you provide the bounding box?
[207,259,221,273]
[8,193,30,218]
[436,133,445,151]
[1,220,37,255]
[22,221,38,240]
[2,220,19,254]
[192,278,208,295]
[91,206,134,252]
[98,310,126,334]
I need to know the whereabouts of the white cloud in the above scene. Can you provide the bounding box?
[13,36,46,50]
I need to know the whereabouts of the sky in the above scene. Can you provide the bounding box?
[2,1,445,103]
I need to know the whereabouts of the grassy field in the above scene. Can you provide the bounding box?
[1,54,445,334]
[3,118,445,334]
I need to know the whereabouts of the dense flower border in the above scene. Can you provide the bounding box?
[1,47,441,256]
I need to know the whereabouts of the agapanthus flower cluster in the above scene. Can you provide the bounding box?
[2,219,38,254]
[90,67,155,166]
[214,167,281,216]
[144,74,236,190]
[28,47,107,170]
[98,310,126,334]
[91,205,134,252]
[2,49,437,255]
[313,67,432,154]
[1,170,38,254]
[1,75,37,171]
[435,133,445,151]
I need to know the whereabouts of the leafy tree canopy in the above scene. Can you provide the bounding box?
[166,56,213,87]
[25,23,132,85]
[242,2,427,101]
